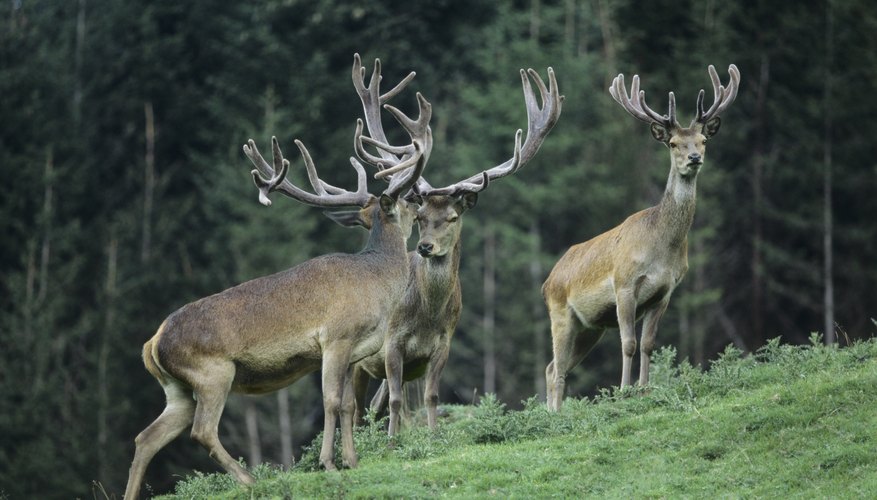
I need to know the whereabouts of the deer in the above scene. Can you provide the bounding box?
[348,56,563,435]
[123,55,431,499]
[542,64,740,411]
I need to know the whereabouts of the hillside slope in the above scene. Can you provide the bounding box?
[161,336,877,498]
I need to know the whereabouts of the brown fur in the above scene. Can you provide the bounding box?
[543,121,717,410]
[351,194,470,435]
[124,197,416,499]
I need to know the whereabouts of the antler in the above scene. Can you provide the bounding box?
[351,53,434,195]
[352,55,432,176]
[243,136,372,208]
[610,64,740,129]
[692,64,740,125]
[609,72,679,129]
[420,67,564,197]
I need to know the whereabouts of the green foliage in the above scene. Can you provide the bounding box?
[161,337,877,498]
[3,0,877,497]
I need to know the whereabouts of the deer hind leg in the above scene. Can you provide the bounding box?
[319,347,355,470]
[638,299,669,386]
[547,305,592,411]
[124,380,195,500]
[189,361,254,485]
[369,379,390,417]
[351,365,371,426]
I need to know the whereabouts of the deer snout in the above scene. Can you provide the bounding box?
[688,152,702,164]
[417,242,435,257]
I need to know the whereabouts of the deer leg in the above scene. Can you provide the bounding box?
[351,365,371,426]
[424,343,450,429]
[385,343,405,436]
[319,347,353,470]
[616,290,638,388]
[189,362,254,485]
[339,364,359,468]
[369,379,390,417]
[547,305,586,412]
[639,299,669,386]
[124,381,195,500]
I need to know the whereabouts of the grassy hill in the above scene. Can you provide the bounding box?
[159,335,877,498]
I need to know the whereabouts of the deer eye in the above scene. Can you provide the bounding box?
[447,214,458,223]
[669,143,678,148]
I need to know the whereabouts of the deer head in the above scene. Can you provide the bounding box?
[354,63,563,259]
[609,64,740,178]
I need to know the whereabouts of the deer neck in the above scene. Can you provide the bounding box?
[415,236,461,309]
[656,162,698,248]
[364,212,409,263]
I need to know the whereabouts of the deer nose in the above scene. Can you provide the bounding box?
[417,242,435,256]
[688,153,702,164]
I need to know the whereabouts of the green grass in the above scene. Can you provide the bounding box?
[160,335,877,499]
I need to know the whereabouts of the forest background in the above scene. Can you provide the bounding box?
[1,0,875,497]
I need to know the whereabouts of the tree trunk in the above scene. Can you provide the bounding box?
[277,388,293,468]
[482,227,497,395]
[37,148,53,305]
[751,55,770,348]
[597,0,617,73]
[564,0,575,55]
[97,234,118,484]
[73,0,85,128]
[142,101,155,263]
[244,399,262,467]
[530,0,540,41]
[693,236,706,366]
[529,221,546,399]
[823,0,836,345]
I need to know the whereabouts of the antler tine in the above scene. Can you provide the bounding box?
[610,73,675,128]
[352,53,417,170]
[366,92,433,180]
[422,67,562,197]
[244,137,371,208]
[385,140,428,199]
[695,64,740,125]
[667,92,679,128]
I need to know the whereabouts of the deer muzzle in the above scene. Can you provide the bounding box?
[417,242,435,257]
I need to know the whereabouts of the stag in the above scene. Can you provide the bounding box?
[124,55,431,499]
[349,56,563,435]
[543,65,740,410]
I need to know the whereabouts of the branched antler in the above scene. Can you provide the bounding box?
[243,137,371,208]
[610,64,740,129]
[419,67,563,197]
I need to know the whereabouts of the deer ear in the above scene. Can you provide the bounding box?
[379,194,397,215]
[405,192,424,206]
[703,116,722,138]
[324,210,370,229]
[650,123,671,143]
[456,192,478,212]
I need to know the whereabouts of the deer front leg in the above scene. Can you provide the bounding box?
[339,364,359,468]
[384,343,405,437]
[424,342,450,430]
[319,347,354,471]
[638,299,669,386]
[616,289,638,388]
